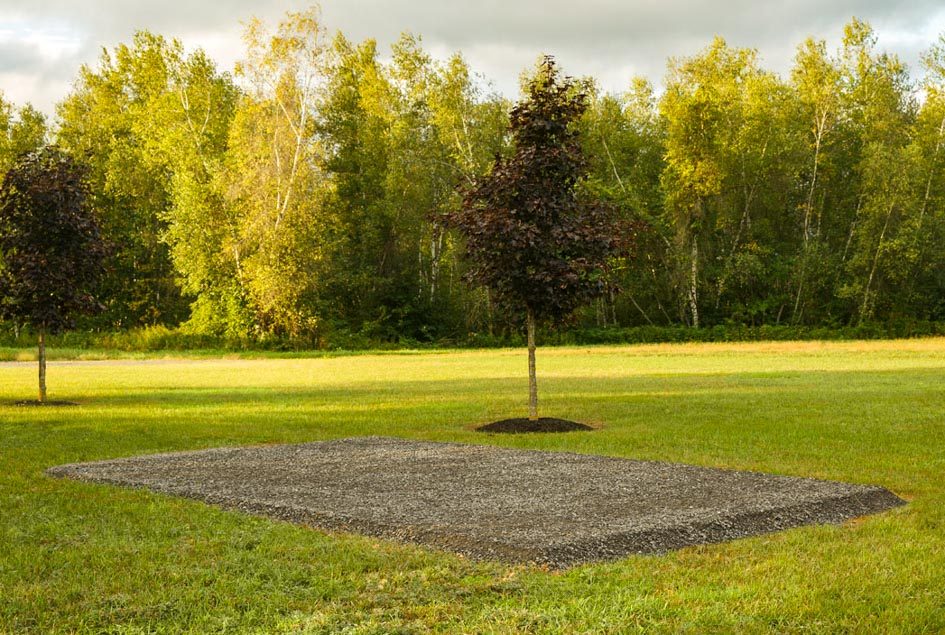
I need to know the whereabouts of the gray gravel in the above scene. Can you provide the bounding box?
[46,437,905,568]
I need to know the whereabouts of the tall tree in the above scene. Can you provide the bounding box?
[319,33,508,339]
[56,33,189,327]
[426,52,509,333]
[789,37,842,322]
[845,142,922,322]
[445,57,621,420]
[158,49,243,336]
[580,78,668,327]
[0,148,107,402]
[834,20,916,323]
[318,34,395,334]
[661,38,803,327]
[220,7,334,337]
[901,35,945,319]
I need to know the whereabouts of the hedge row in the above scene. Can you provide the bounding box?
[2,320,945,353]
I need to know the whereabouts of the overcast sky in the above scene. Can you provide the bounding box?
[3,0,945,117]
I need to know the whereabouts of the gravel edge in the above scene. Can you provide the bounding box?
[45,438,908,569]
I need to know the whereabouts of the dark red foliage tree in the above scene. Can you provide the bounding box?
[444,57,623,420]
[0,147,107,402]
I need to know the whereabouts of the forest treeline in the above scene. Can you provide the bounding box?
[2,8,945,344]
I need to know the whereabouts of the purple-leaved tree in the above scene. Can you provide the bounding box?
[0,147,107,403]
[444,57,624,421]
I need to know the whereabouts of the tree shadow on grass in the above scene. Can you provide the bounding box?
[12,400,79,407]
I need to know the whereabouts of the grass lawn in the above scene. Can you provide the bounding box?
[2,339,944,633]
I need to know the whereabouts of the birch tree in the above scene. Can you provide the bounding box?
[226,8,333,336]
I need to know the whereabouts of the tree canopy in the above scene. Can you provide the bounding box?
[445,57,620,324]
[3,12,945,345]
[0,147,107,332]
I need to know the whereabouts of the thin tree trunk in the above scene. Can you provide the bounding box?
[804,118,825,245]
[486,290,494,336]
[860,203,894,324]
[688,240,700,329]
[418,240,425,299]
[793,115,829,320]
[526,308,538,421]
[841,198,863,264]
[791,277,805,325]
[38,327,47,404]
[430,227,444,300]
[626,291,654,325]
[609,283,619,325]
[903,114,945,301]
[601,137,627,193]
[715,142,764,311]
[647,259,674,323]
[917,112,945,237]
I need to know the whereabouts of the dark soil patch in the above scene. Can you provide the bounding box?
[477,417,593,433]
[14,400,79,407]
[47,437,906,569]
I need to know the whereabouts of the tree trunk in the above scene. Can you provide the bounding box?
[38,327,47,404]
[791,276,804,325]
[860,203,894,324]
[688,240,700,329]
[916,112,945,240]
[486,290,494,336]
[626,291,654,325]
[526,308,538,421]
[793,116,828,321]
[609,283,618,325]
[804,118,825,245]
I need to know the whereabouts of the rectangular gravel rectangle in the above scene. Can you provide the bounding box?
[46,437,905,568]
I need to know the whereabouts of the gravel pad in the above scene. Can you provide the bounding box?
[47,437,905,568]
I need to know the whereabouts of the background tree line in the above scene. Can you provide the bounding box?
[3,9,945,344]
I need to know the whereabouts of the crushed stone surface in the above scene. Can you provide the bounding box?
[47,436,905,568]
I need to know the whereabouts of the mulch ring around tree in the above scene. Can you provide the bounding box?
[14,400,79,407]
[476,417,594,433]
[47,437,906,569]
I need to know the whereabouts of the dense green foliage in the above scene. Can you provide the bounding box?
[3,341,945,631]
[0,100,46,174]
[4,10,945,343]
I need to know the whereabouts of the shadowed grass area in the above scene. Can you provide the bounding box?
[2,340,945,633]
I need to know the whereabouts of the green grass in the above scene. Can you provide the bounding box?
[2,339,944,633]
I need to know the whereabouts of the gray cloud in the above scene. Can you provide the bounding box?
[0,39,46,73]
[1,0,294,32]
[1,0,944,114]
[320,0,945,94]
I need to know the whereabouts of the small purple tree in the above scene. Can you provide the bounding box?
[445,58,621,420]
[0,147,107,403]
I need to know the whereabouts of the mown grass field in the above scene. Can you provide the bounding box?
[2,340,944,633]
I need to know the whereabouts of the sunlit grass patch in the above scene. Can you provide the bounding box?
[2,340,944,632]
